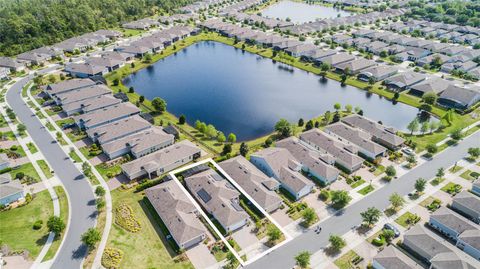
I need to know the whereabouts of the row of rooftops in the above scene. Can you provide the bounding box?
[115,25,198,57]
[218,0,264,15]
[324,0,410,8]
[374,190,480,269]
[282,9,406,35]
[201,20,480,110]
[42,78,177,162]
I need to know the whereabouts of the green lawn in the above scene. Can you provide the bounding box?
[441,182,462,196]
[105,188,193,269]
[68,150,82,163]
[27,142,38,154]
[449,165,464,173]
[395,212,420,228]
[334,250,362,269]
[36,159,53,179]
[95,163,122,181]
[79,146,102,159]
[358,185,375,195]
[0,190,53,259]
[460,170,478,181]
[350,179,365,189]
[43,186,69,261]
[9,162,41,184]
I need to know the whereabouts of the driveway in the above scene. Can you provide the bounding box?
[185,244,217,269]
[7,73,96,269]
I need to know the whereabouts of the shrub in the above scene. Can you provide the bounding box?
[101,247,124,269]
[33,220,43,230]
[318,189,330,201]
[114,204,141,233]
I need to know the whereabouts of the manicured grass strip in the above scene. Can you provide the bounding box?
[106,188,193,269]
[27,142,38,154]
[395,212,420,228]
[358,184,375,195]
[68,150,82,163]
[36,159,53,179]
[0,190,53,259]
[95,163,122,181]
[449,165,463,173]
[334,250,362,269]
[460,170,478,181]
[350,179,365,189]
[43,186,69,261]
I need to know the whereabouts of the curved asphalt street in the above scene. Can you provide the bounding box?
[7,70,96,269]
[247,131,480,269]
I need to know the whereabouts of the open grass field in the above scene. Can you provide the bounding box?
[0,190,53,259]
[105,188,193,269]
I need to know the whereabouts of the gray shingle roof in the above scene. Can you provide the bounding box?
[185,169,249,229]
[145,180,207,247]
[219,156,282,212]
[373,245,421,269]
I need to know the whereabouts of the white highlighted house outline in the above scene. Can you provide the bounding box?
[169,158,293,267]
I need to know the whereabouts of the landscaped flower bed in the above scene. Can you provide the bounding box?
[114,203,141,233]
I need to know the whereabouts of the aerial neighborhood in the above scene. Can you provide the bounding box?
[1,0,480,269]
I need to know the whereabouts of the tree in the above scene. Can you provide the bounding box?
[139,95,145,103]
[329,235,346,251]
[217,132,226,143]
[383,229,395,243]
[305,120,314,130]
[320,63,330,77]
[385,165,396,177]
[330,190,352,209]
[17,124,27,134]
[274,119,293,138]
[151,97,167,113]
[414,178,427,193]
[227,133,236,143]
[360,207,381,227]
[206,124,217,138]
[407,118,419,135]
[436,167,445,178]
[81,228,101,249]
[426,144,438,154]
[96,198,105,210]
[450,128,463,141]
[421,121,429,134]
[222,144,232,155]
[298,118,304,126]
[323,111,332,125]
[295,251,311,269]
[468,147,480,159]
[389,193,405,210]
[47,216,65,234]
[239,142,249,157]
[267,224,281,242]
[345,104,352,113]
[334,103,341,111]
[178,115,186,124]
[302,207,317,226]
[422,92,437,105]
[225,251,237,269]
[95,186,105,197]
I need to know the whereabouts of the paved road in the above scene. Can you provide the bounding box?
[247,131,480,269]
[6,70,96,269]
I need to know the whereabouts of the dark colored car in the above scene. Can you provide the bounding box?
[384,223,400,237]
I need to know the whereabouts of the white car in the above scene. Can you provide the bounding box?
[402,148,415,156]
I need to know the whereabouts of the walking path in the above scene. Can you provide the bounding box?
[0,97,61,268]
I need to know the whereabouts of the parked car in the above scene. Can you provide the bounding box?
[402,148,415,156]
[383,223,400,237]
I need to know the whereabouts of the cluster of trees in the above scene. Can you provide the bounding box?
[194,120,236,144]
[407,0,480,27]
[0,0,194,56]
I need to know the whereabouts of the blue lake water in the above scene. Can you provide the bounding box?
[123,41,425,141]
[261,1,352,24]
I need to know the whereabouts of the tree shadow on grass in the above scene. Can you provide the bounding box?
[138,197,179,259]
